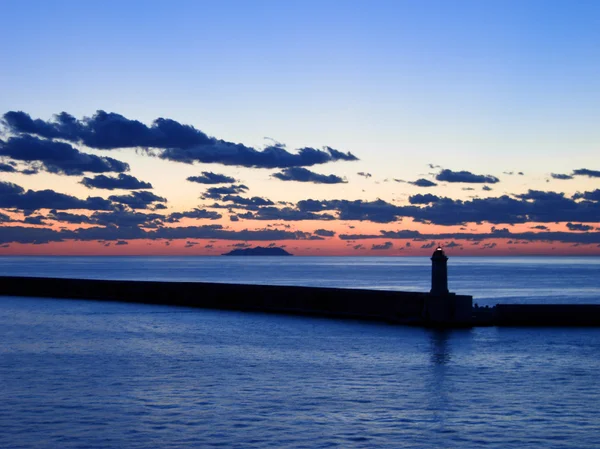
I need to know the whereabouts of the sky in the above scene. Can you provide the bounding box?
[0,0,599,256]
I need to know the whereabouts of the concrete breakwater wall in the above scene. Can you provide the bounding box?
[494,304,600,326]
[0,276,474,327]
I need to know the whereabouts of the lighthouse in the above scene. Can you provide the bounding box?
[430,246,449,296]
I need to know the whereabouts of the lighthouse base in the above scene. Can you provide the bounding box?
[423,293,473,327]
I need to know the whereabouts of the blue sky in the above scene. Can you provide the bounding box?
[0,0,599,254]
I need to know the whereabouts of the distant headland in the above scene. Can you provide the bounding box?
[222,246,293,256]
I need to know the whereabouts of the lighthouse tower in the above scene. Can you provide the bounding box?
[430,246,449,296]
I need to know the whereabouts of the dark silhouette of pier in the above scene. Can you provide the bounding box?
[0,247,598,327]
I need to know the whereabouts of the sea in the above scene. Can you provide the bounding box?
[1,256,599,448]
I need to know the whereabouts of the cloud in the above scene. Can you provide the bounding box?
[272,167,346,184]
[410,178,437,187]
[166,208,222,222]
[48,210,94,224]
[357,172,372,178]
[551,173,573,180]
[436,169,499,184]
[91,209,164,227]
[371,241,393,250]
[0,162,17,173]
[573,189,600,202]
[115,240,128,246]
[421,242,436,249]
[573,168,600,178]
[0,181,114,212]
[339,229,600,245]
[23,216,46,225]
[203,184,249,199]
[314,229,335,237]
[81,173,153,190]
[237,207,336,221]
[3,110,358,169]
[566,222,593,231]
[530,225,549,230]
[108,191,166,209]
[218,196,275,209]
[161,144,358,169]
[409,194,440,204]
[187,172,236,184]
[269,188,600,226]
[0,135,129,175]
[482,185,492,191]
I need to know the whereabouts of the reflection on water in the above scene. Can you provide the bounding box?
[429,330,452,365]
[1,296,600,448]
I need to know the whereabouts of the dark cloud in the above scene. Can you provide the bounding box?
[187,172,236,184]
[0,181,24,195]
[420,242,436,249]
[357,172,372,178]
[566,222,593,231]
[294,189,600,225]
[203,184,249,199]
[573,169,600,178]
[0,181,114,212]
[0,226,68,244]
[115,240,128,246]
[339,229,600,245]
[3,111,358,169]
[220,196,275,209]
[0,135,129,175]
[410,178,437,187]
[436,169,499,184]
[332,199,403,223]
[409,194,440,205]
[91,209,164,228]
[530,225,549,230]
[314,229,335,237]
[573,189,600,202]
[108,191,166,209]
[162,144,358,169]
[81,173,153,190]
[482,185,492,191]
[237,207,336,221]
[48,210,94,224]
[23,216,46,225]
[371,241,393,250]
[167,208,222,222]
[272,167,346,184]
[0,162,17,173]
[551,173,573,180]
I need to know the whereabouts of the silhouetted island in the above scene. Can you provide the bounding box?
[222,246,293,256]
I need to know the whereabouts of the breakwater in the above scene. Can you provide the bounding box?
[1,275,599,326]
[0,276,473,327]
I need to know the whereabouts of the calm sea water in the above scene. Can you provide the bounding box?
[1,257,600,448]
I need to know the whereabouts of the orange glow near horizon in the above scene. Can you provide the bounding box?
[0,236,597,256]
